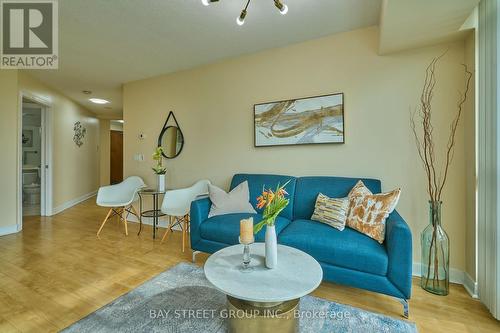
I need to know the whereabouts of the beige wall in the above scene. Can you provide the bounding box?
[464,31,476,280]
[0,70,19,230]
[110,121,124,132]
[99,119,111,186]
[19,73,100,209]
[124,26,471,271]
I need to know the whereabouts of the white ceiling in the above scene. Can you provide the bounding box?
[26,0,382,119]
[379,0,479,54]
[26,0,478,119]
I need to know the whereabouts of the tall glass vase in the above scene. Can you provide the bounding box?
[420,201,450,295]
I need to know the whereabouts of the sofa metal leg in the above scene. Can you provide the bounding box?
[192,250,201,263]
[398,298,409,318]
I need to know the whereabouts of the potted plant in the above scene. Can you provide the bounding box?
[411,54,471,295]
[152,147,167,191]
[254,181,290,269]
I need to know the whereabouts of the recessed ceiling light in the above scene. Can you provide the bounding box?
[89,98,110,104]
[82,90,92,95]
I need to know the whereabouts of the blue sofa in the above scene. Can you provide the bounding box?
[190,174,412,316]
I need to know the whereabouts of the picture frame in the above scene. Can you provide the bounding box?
[254,92,345,147]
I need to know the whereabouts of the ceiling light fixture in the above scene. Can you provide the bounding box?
[202,0,288,25]
[274,0,288,15]
[89,98,110,105]
[237,0,250,26]
[201,0,219,6]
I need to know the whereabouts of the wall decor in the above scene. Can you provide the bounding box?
[254,92,344,147]
[73,121,87,147]
[158,111,184,159]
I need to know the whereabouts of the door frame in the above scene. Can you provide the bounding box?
[18,91,53,227]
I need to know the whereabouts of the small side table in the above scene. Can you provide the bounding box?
[138,188,166,239]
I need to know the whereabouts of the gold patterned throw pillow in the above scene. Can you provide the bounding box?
[346,181,401,243]
[311,193,349,231]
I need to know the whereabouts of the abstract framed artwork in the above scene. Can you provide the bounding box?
[254,92,345,147]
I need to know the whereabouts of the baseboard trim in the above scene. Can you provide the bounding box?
[412,262,464,284]
[463,272,479,299]
[412,262,478,298]
[52,190,97,215]
[126,214,182,231]
[0,223,22,236]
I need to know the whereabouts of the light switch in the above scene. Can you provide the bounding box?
[134,153,144,161]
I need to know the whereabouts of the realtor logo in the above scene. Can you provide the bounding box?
[1,0,58,69]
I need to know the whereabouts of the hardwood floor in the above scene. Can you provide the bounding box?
[0,198,498,332]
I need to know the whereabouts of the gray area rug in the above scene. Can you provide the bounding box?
[63,262,417,333]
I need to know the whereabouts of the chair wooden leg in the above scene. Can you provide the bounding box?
[129,204,142,236]
[117,207,122,223]
[186,215,190,250]
[182,224,185,253]
[97,208,113,237]
[130,204,140,220]
[123,205,131,222]
[116,207,121,224]
[182,214,189,253]
[121,207,128,236]
[130,204,142,236]
[161,216,173,243]
[123,220,128,236]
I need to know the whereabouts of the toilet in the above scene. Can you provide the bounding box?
[23,170,41,205]
[23,183,41,205]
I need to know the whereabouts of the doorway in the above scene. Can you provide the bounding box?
[19,95,52,218]
[110,130,123,184]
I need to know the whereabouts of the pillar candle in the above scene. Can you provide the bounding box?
[240,218,254,244]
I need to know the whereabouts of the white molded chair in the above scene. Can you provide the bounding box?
[96,176,146,237]
[160,179,211,251]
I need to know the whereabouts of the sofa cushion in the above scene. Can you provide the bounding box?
[278,219,388,276]
[293,176,382,220]
[231,174,297,220]
[346,180,401,243]
[311,193,349,231]
[200,213,291,245]
[208,181,256,218]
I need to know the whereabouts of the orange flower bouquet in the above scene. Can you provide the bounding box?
[253,181,291,234]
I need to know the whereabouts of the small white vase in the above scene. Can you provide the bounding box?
[158,174,166,192]
[265,224,278,269]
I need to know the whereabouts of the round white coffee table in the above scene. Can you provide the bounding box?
[204,243,323,333]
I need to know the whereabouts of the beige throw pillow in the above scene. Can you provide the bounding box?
[311,193,349,231]
[346,180,401,243]
[208,181,257,218]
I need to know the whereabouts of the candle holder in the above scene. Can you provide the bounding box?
[238,237,254,273]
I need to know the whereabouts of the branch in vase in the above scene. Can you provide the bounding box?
[410,52,472,203]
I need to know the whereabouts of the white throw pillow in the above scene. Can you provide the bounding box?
[208,181,257,218]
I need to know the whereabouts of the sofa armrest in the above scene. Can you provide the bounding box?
[190,197,211,246]
[385,210,413,299]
